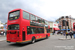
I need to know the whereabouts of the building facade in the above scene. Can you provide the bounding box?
[56,16,75,31]
[49,21,59,33]
[49,21,53,33]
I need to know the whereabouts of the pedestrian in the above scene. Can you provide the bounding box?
[0,31,1,35]
[53,31,55,35]
[73,31,75,39]
[62,31,66,38]
[69,31,72,39]
[65,31,68,39]
[61,31,63,35]
[55,31,58,35]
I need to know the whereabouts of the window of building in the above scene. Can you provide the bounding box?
[30,14,36,21]
[23,11,29,20]
[62,20,65,26]
[66,16,68,18]
[66,21,69,26]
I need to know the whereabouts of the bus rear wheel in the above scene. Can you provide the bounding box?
[31,37,35,44]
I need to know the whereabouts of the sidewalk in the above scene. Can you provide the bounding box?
[50,33,74,40]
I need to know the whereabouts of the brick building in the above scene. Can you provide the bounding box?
[56,16,75,31]
[49,21,53,33]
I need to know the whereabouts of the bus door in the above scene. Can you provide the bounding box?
[26,26,31,41]
[22,26,26,41]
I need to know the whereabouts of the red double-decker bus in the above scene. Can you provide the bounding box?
[73,22,75,31]
[7,9,50,43]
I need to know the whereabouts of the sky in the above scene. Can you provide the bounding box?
[0,0,75,23]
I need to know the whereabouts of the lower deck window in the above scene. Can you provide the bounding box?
[8,24,19,30]
[47,29,50,33]
[27,26,44,34]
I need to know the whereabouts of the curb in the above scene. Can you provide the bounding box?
[0,35,6,37]
[0,40,6,42]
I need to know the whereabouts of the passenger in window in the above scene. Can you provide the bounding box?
[27,29,31,34]
[35,29,38,34]
[31,29,34,34]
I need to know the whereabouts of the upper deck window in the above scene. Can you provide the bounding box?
[38,18,41,23]
[36,17,41,23]
[45,21,48,25]
[9,10,20,20]
[41,19,45,24]
[23,11,29,20]
[31,14,35,21]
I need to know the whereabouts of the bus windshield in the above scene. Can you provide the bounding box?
[9,10,20,20]
[8,24,19,30]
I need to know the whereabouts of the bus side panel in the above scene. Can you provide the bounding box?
[73,23,75,31]
[30,33,46,40]
[39,33,46,38]
[7,31,10,41]
[30,34,39,39]
[47,33,50,37]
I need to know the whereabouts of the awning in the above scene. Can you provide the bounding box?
[61,29,66,30]
[67,29,70,30]
[53,28,60,30]
[61,29,70,30]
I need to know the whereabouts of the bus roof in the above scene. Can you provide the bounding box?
[9,8,49,22]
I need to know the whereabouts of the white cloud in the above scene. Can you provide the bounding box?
[0,0,75,23]
[38,0,75,20]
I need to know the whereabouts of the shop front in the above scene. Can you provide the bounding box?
[53,22,60,34]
